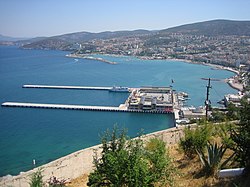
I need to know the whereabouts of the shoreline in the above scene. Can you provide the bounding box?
[0,52,243,186]
[91,53,242,92]
[0,126,187,187]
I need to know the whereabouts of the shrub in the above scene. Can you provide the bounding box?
[48,176,67,187]
[29,169,44,187]
[87,127,176,186]
[179,124,211,158]
[231,99,250,174]
[214,122,235,148]
[196,142,234,176]
[145,138,176,186]
[210,109,227,122]
[226,103,240,120]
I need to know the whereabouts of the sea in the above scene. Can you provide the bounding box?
[0,46,237,176]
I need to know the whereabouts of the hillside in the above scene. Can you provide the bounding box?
[0,34,28,42]
[20,19,250,50]
[22,30,151,50]
[160,19,250,36]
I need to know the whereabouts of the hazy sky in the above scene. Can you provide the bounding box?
[1,0,250,37]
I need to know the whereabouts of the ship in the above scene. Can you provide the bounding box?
[109,86,129,92]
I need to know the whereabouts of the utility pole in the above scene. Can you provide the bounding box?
[205,78,212,120]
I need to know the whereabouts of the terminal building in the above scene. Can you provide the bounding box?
[127,87,176,112]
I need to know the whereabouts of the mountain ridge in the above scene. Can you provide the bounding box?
[0,34,29,42]
[160,19,250,36]
[15,19,250,50]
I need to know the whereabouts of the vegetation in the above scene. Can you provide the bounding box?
[179,123,212,158]
[196,142,234,176]
[179,120,238,177]
[231,99,250,174]
[87,127,176,187]
[48,176,67,187]
[214,122,235,149]
[29,169,66,187]
[29,169,44,187]
[209,103,240,122]
[226,103,240,120]
[210,109,227,122]
[145,138,176,186]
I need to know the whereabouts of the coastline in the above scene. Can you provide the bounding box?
[142,56,242,92]
[169,60,243,92]
[0,52,243,186]
[0,126,187,187]
[94,53,243,92]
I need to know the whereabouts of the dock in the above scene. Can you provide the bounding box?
[1,102,172,114]
[23,85,113,91]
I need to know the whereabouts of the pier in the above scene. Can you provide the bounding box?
[23,85,113,91]
[1,102,172,114]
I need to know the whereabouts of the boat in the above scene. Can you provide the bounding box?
[109,86,129,92]
[178,92,189,97]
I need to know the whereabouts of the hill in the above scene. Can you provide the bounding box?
[0,34,28,42]
[22,30,151,50]
[21,19,250,50]
[160,19,250,36]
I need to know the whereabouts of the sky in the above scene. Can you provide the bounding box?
[0,0,250,38]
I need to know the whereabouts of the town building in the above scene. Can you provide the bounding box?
[127,87,176,112]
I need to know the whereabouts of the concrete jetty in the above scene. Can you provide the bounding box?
[1,102,172,114]
[23,84,113,91]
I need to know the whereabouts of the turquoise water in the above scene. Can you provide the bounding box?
[0,46,236,176]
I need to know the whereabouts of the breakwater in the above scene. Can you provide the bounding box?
[23,84,113,91]
[66,54,117,64]
[1,102,172,114]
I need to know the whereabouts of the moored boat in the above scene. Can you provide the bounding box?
[109,86,129,92]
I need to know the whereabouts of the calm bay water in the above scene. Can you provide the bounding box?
[0,46,236,176]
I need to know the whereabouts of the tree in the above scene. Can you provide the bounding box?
[87,127,176,186]
[231,99,250,174]
[210,109,226,122]
[226,103,240,120]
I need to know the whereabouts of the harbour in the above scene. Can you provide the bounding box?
[0,46,237,177]
[3,86,180,115]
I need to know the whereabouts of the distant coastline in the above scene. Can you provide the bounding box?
[73,52,242,92]
[141,57,242,92]
[69,52,243,92]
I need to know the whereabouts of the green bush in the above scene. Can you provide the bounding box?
[179,124,212,158]
[210,109,227,122]
[226,103,240,120]
[196,142,234,176]
[145,138,176,186]
[214,122,235,148]
[87,127,176,186]
[29,169,44,187]
[231,99,250,174]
